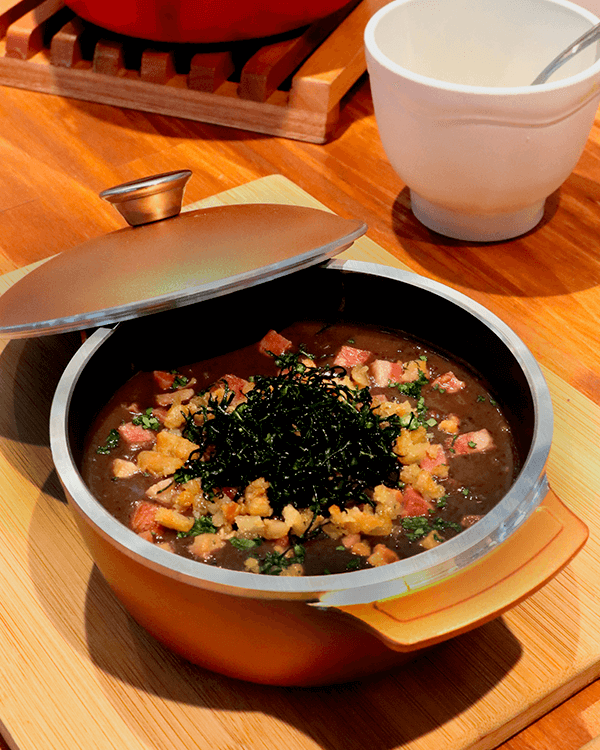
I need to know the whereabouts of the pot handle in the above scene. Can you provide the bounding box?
[336,489,588,651]
[99,170,192,226]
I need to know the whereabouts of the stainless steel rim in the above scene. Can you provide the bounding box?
[50,260,553,605]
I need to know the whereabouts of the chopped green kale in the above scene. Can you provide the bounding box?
[132,408,161,431]
[177,515,218,538]
[96,428,120,454]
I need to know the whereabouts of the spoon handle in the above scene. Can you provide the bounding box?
[531,21,600,85]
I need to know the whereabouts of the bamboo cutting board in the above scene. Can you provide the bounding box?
[0,175,599,750]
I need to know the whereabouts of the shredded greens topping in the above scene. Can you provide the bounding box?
[175,351,406,516]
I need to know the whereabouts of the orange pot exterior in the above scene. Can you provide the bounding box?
[63,0,354,43]
[337,489,588,652]
[72,505,417,686]
[68,488,587,686]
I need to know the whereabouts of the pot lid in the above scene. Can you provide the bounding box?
[0,170,367,339]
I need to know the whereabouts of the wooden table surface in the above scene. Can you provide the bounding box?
[1,69,600,749]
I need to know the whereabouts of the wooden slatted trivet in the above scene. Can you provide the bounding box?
[0,0,386,142]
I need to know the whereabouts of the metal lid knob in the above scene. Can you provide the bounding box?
[99,169,193,226]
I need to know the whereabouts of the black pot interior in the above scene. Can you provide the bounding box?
[66,266,535,471]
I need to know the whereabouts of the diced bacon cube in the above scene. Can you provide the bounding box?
[131,501,162,535]
[258,329,293,357]
[420,530,443,550]
[112,458,140,479]
[146,478,179,506]
[153,370,176,390]
[341,533,361,549]
[146,478,172,495]
[190,533,226,560]
[155,387,195,407]
[420,444,447,472]
[367,544,399,567]
[370,360,406,387]
[451,428,495,455]
[220,486,238,500]
[118,421,156,449]
[403,360,429,382]
[351,540,372,557]
[151,407,170,425]
[340,533,372,557]
[333,345,372,368]
[272,535,290,552]
[222,373,248,392]
[432,371,465,394]
[439,414,460,434]
[221,373,251,408]
[401,487,434,517]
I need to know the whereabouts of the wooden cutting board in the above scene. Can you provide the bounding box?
[0,175,599,750]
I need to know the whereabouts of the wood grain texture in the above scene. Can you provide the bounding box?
[290,0,390,112]
[0,0,371,142]
[0,0,40,37]
[238,0,360,103]
[188,51,235,93]
[0,176,599,750]
[92,38,124,75]
[0,64,600,749]
[49,16,83,68]
[4,0,68,59]
[140,49,176,85]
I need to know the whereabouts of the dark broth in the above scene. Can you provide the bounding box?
[82,321,518,576]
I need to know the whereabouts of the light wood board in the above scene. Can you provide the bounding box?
[0,175,599,750]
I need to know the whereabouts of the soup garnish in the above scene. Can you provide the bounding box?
[82,322,517,576]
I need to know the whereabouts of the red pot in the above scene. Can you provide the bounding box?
[63,0,354,43]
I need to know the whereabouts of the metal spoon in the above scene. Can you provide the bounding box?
[531,21,600,85]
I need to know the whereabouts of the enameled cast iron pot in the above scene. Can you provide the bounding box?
[63,0,354,43]
[49,262,587,685]
[0,172,587,686]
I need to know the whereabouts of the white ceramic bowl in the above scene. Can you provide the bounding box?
[364,0,600,241]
